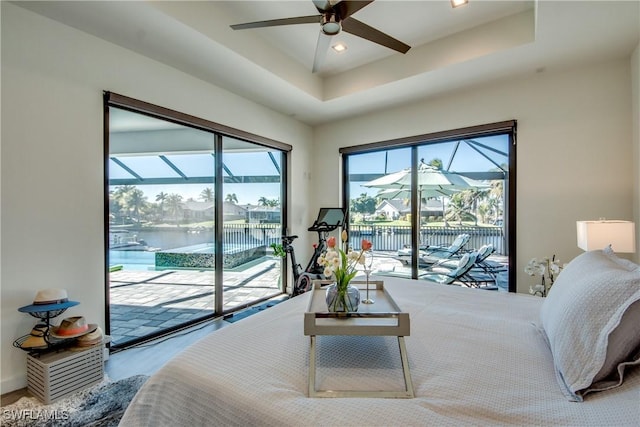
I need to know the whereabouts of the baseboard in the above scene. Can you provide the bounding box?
[1,374,27,396]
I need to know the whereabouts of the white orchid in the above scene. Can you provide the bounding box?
[525,255,564,297]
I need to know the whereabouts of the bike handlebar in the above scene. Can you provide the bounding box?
[308,221,342,232]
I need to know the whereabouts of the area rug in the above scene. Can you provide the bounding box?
[1,374,148,427]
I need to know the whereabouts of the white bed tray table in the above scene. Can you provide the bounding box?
[304,280,414,398]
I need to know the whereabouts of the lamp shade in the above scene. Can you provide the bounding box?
[576,220,636,253]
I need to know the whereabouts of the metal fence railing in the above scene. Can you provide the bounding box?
[222,223,505,255]
[223,223,281,248]
[348,225,504,254]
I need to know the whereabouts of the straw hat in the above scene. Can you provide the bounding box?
[67,327,105,352]
[50,316,98,339]
[18,289,79,313]
[17,324,49,350]
[75,327,104,347]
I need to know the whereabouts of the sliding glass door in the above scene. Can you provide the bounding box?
[105,94,290,348]
[342,122,515,290]
[107,108,217,347]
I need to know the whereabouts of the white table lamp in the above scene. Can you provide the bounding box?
[576,220,636,253]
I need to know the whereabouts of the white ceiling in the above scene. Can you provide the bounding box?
[14,1,640,126]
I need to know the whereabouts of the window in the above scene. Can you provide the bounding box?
[341,121,516,291]
[104,93,291,348]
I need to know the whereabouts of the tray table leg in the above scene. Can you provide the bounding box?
[308,335,317,397]
[398,336,415,398]
[308,335,414,398]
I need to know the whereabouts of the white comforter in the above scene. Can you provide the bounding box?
[120,277,640,426]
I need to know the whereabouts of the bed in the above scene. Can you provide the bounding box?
[120,248,640,426]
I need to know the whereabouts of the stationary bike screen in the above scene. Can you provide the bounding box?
[315,208,346,228]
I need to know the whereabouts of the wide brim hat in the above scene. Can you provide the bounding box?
[70,327,104,351]
[18,288,79,313]
[50,316,98,339]
[16,325,49,350]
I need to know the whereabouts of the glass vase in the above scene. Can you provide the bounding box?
[325,283,360,312]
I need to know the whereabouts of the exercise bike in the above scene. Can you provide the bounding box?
[279,208,346,297]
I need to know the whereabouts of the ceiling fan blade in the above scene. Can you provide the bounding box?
[312,32,332,73]
[231,15,320,30]
[341,17,410,54]
[334,1,374,20]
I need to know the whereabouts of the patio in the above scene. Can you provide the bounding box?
[109,257,283,345]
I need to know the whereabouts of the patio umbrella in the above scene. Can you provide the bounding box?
[374,187,458,200]
[363,162,489,243]
[363,162,487,194]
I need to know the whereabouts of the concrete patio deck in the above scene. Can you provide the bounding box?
[109,257,283,345]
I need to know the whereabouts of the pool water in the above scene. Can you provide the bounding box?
[109,243,266,271]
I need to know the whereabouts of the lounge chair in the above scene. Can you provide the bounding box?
[419,233,470,265]
[419,252,478,285]
[431,243,494,271]
[475,256,508,277]
[424,244,501,289]
[395,243,429,264]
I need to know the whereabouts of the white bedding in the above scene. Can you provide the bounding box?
[120,277,640,426]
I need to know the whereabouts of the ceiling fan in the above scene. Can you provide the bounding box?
[230,0,411,73]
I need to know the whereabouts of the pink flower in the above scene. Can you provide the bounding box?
[361,239,372,251]
[327,236,337,248]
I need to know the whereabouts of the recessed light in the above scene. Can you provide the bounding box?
[451,0,469,8]
[332,43,347,53]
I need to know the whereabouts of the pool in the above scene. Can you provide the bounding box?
[155,243,266,270]
[109,250,156,271]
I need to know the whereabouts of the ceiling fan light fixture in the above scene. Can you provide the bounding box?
[451,0,469,8]
[321,13,341,35]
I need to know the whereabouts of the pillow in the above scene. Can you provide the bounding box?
[539,247,640,401]
[590,299,640,389]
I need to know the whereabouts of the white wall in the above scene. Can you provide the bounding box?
[0,3,313,393]
[313,60,634,292]
[632,42,640,264]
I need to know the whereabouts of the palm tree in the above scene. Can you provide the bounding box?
[155,192,168,221]
[477,204,490,224]
[257,196,268,206]
[426,158,443,170]
[109,190,125,224]
[126,188,147,224]
[113,185,135,199]
[225,193,238,204]
[200,187,214,202]
[112,185,136,224]
[166,193,184,224]
[488,180,504,223]
[445,192,478,225]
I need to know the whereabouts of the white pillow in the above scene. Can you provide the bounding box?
[539,247,640,401]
